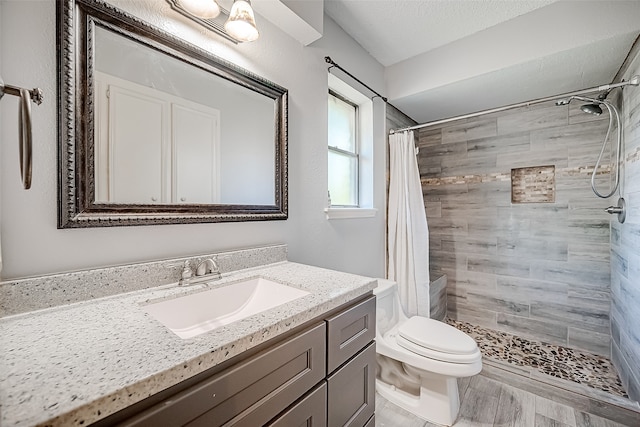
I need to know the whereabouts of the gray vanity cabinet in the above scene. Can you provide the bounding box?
[96,294,375,427]
[326,297,376,427]
[266,382,328,426]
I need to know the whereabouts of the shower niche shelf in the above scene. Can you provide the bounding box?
[511,165,556,204]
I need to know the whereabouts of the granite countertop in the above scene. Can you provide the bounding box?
[0,261,377,427]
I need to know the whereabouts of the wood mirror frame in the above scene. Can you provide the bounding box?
[57,0,288,228]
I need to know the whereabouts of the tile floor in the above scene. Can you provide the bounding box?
[375,318,639,426]
[374,375,632,427]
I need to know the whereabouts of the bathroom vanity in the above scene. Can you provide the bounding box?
[0,247,377,427]
[96,295,375,426]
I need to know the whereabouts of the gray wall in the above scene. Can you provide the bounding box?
[0,1,387,280]
[611,41,640,402]
[418,100,613,357]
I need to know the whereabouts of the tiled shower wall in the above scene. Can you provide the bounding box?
[418,100,614,357]
[611,41,640,402]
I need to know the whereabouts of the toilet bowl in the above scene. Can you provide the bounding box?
[374,279,482,426]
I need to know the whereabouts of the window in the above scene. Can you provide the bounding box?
[328,90,359,207]
[325,74,377,220]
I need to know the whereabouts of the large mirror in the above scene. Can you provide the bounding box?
[57,0,288,228]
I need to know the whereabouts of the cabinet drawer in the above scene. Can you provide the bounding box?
[267,382,327,427]
[123,322,326,427]
[327,342,375,427]
[326,295,375,373]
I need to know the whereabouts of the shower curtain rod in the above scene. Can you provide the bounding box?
[325,56,388,102]
[390,75,640,134]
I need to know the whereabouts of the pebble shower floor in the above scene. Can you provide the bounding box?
[446,318,628,398]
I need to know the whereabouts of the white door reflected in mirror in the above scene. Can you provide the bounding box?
[94,26,276,206]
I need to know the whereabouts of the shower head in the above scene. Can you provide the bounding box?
[581,103,603,115]
[555,95,605,116]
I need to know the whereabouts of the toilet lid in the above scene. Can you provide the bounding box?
[398,317,479,355]
[396,334,481,364]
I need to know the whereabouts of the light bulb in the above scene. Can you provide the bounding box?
[179,0,221,19]
[225,0,259,42]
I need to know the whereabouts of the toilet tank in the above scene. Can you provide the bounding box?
[373,279,402,337]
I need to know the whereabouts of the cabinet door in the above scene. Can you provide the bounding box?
[107,85,168,204]
[326,296,375,373]
[327,342,375,427]
[172,103,220,204]
[267,382,327,427]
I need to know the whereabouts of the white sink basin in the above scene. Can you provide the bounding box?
[142,277,310,339]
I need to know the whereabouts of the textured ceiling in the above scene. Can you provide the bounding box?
[324,0,556,66]
[324,0,640,123]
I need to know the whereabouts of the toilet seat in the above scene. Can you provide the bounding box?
[397,317,480,364]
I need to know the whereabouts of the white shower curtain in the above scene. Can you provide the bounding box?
[388,130,430,317]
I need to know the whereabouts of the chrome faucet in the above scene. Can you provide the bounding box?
[196,257,221,279]
[178,257,221,286]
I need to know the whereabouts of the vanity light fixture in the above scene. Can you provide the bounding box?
[167,0,259,43]
[178,0,221,19]
[224,0,259,42]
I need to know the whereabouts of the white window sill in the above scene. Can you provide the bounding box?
[324,207,378,220]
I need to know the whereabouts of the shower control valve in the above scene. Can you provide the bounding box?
[605,197,625,224]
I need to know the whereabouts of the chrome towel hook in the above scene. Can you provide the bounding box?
[0,75,43,190]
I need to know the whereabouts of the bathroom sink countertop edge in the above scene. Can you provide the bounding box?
[0,261,377,427]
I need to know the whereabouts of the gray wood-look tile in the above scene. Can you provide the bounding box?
[441,237,498,256]
[425,201,442,218]
[451,270,499,292]
[529,301,609,334]
[495,276,568,304]
[566,197,612,220]
[497,104,568,135]
[567,242,610,263]
[440,155,499,176]
[442,118,497,144]
[418,127,443,147]
[533,414,573,427]
[567,327,611,358]
[466,292,530,316]
[574,411,631,427]
[467,255,531,278]
[535,396,577,427]
[497,237,568,262]
[495,384,536,427]
[529,259,610,289]
[458,376,502,424]
[496,147,569,169]
[376,371,639,426]
[467,133,530,157]
[447,301,498,326]
[496,312,569,343]
[529,120,608,151]
[567,287,610,310]
[483,359,640,426]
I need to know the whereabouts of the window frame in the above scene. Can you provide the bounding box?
[328,89,360,208]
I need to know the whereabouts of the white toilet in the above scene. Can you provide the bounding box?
[374,279,482,426]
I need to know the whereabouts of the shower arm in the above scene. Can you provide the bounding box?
[391,75,640,134]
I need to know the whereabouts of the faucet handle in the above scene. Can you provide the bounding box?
[179,260,193,286]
